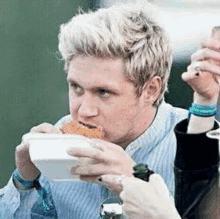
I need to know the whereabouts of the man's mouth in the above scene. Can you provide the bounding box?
[79,121,97,129]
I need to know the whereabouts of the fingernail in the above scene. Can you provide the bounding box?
[98,177,102,182]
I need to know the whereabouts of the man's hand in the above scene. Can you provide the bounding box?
[182,38,220,105]
[15,123,62,181]
[67,139,134,183]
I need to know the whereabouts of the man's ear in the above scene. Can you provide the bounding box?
[141,76,162,105]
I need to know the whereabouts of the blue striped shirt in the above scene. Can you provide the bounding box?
[0,101,188,219]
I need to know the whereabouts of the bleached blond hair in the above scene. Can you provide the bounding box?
[58,1,172,106]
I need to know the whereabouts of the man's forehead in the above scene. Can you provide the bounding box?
[69,56,123,71]
[67,76,122,90]
[69,56,122,77]
[67,56,137,91]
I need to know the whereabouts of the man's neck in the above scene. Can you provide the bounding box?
[120,105,158,149]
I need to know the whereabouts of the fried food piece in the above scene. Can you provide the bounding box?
[61,121,103,139]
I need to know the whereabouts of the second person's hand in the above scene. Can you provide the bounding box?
[182,38,220,105]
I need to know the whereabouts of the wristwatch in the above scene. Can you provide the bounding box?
[133,163,154,182]
[100,197,125,219]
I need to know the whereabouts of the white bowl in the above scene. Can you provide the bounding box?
[23,133,93,182]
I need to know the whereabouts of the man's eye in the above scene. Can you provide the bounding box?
[69,83,83,93]
[98,89,111,98]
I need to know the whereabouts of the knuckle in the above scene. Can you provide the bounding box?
[201,48,209,58]
[187,65,192,72]
[30,126,37,133]
[15,144,22,155]
[15,142,29,156]
[42,122,54,128]
[93,150,102,160]
[30,123,54,133]
[202,61,210,70]
[22,133,30,141]
[191,53,196,61]
[38,122,50,126]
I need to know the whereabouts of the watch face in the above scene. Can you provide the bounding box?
[100,197,125,219]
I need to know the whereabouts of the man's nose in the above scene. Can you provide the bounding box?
[78,94,98,117]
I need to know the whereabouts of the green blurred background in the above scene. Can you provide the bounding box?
[0,0,192,188]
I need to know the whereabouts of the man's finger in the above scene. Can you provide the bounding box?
[72,164,131,177]
[30,123,62,134]
[99,174,122,187]
[98,174,127,194]
[200,38,220,52]
[67,146,104,160]
[15,141,30,161]
[181,70,200,83]
[71,163,108,176]
[80,175,100,182]
[191,61,220,75]
[191,48,220,62]
[91,138,125,152]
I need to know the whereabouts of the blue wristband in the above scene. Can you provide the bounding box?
[189,103,217,118]
[13,169,40,189]
[13,169,56,214]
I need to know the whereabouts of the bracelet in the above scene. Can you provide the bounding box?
[13,169,41,189]
[188,103,217,118]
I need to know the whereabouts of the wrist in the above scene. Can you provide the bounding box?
[187,102,216,133]
[193,92,218,106]
[13,169,41,190]
[13,177,32,190]
[16,165,41,181]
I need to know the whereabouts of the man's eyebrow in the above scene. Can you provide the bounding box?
[67,77,74,82]
[67,78,78,85]
[67,78,82,88]
[94,81,121,90]
[67,77,120,92]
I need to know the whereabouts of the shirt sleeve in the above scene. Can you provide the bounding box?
[0,175,37,218]
[0,174,53,218]
[174,119,220,219]
[174,119,219,170]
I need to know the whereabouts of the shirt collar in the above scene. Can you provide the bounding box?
[125,101,176,156]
